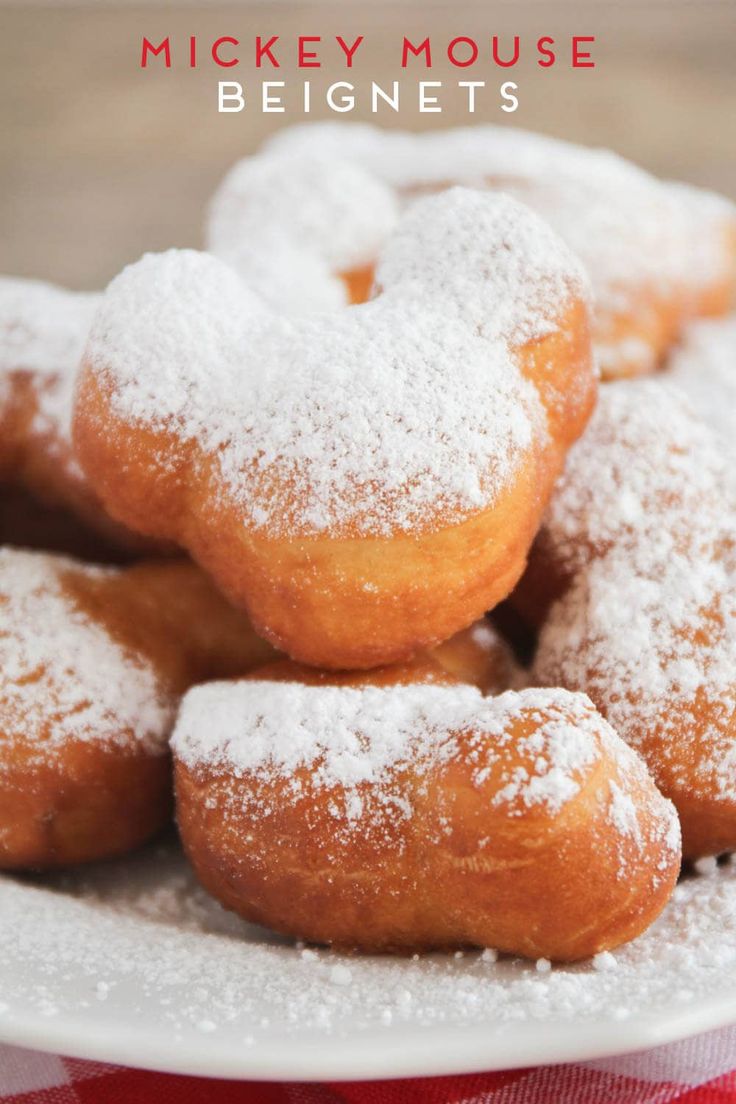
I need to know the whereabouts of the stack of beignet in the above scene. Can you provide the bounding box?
[4,123,736,964]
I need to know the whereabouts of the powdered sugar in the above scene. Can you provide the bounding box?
[532,380,736,801]
[266,124,733,304]
[174,679,643,827]
[608,782,642,843]
[0,548,173,759]
[487,710,597,815]
[667,314,736,460]
[0,277,98,381]
[0,276,99,456]
[0,840,733,1074]
[373,187,586,346]
[207,154,398,314]
[86,188,585,538]
[468,621,499,651]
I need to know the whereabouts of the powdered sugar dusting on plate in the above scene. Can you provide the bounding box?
[86,188,585,538]
[0,840,733,1067]
[0,548,173,759]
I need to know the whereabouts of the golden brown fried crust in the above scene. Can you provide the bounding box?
[174,667,678,960]
[61,559,278,690]
[251,656,458,689]
[531,671,736,865]
[0,554,277,870]
[0,369,164,556]
[340,265,375,305]
[527,387,736,860]
[609,690,736,863]
[421,621,517,693]
[0,738,171,871]
[73,298,595,669]
[253,618,517,693]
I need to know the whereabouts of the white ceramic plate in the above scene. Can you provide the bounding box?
[1,838,735,1082]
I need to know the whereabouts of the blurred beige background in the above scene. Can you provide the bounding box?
[0,1,734,289]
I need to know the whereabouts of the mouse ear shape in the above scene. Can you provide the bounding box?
[83,248,264,431]
[207,153,399,312]
[74,249,265,532]
[74,190,595,670]
[374,187,590,343]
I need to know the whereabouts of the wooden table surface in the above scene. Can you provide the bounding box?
[1,1,734,289]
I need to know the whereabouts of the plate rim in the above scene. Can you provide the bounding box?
[1,988,736,1081]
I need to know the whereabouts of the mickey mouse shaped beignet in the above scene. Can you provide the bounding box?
[74,189,595,669]
[172,667,680,960]
[211,124,736,379]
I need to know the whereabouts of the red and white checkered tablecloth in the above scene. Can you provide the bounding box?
[3,1030,736,1104]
